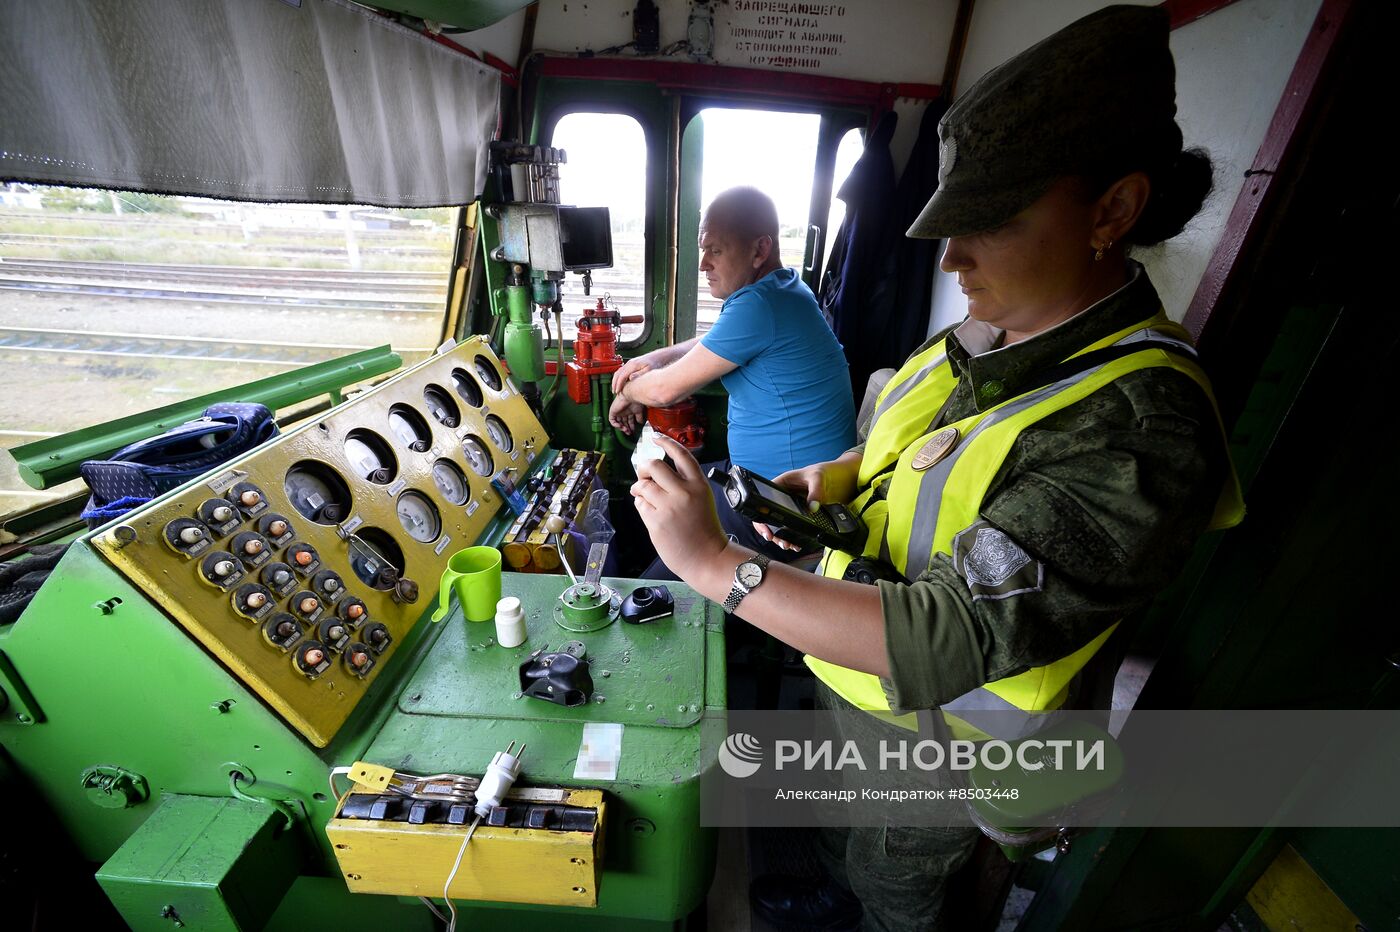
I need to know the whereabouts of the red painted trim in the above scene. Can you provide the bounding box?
[422,31,519,86]
[423,31,480,60]
[1182,0,1355,340]
[1160,0,1249,30]
[483,52,518,81]
[536,57,940,108]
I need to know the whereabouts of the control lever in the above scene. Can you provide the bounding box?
[583,542,607,587]
[542,514,577,585]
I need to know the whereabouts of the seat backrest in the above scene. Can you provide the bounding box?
[856,367,897,436]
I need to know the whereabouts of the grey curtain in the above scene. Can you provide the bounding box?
[0,0,500,206]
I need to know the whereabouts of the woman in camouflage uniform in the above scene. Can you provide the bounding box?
[631,6,1242,929]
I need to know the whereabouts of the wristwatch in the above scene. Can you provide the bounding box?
[723,553,771,612]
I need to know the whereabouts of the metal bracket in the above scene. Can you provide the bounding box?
[0,650,44,725]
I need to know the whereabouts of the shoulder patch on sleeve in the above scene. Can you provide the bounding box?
[951,519,1043,602]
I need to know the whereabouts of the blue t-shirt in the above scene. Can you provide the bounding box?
[701,268,857,479]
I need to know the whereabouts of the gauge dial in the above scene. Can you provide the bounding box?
[484,414,513,453]
[462,435,495,477]
[474,354,504,392]
[284,463,352,525]
[423,384,461,428]
[432,459,469,505]
[387,404,432,452]
[396,491,441,543]
[343,429,397,484]
[347,529,405,591]
[450,367,484,408]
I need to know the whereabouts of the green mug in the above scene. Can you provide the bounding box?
[431,546,502,623]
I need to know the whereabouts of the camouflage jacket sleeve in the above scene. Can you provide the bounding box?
[878,366,1227,711]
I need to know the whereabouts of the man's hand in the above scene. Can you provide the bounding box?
[631,436,728,576]
[608,395,647,433]
[610,357,653,394]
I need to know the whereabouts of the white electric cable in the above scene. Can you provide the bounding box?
[432,740,525,932]
[443,815,481,932]
[418,896,448,923]
[328,766,353,802]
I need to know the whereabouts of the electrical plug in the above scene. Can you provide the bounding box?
[474,740,525,819]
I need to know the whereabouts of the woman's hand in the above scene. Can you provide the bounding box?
[752,452,864,549]
[631,435,729,576]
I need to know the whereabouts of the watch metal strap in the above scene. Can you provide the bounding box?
[723,553,770,612]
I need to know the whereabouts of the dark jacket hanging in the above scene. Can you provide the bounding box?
[820,101,948,401]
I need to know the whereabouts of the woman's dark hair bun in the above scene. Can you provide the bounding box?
[1126,147,1214,247]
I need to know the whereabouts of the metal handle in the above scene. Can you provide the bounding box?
[554,533,579,586]
[803,224,822,272]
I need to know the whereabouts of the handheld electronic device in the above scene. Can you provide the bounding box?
[708,464,866,554]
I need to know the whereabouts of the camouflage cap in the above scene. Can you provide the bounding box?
[908,4,1182,239]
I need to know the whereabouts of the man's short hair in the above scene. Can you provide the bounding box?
[702,186,780,241]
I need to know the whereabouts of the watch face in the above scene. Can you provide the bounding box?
[738,561,763,587]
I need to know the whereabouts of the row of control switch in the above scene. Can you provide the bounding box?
[200,540,319,591]
[294,633,383,680]
[163,484,279,558]
[338,793,597,832]
[177,508,389,679]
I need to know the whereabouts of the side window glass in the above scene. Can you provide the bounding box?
[0,184,452,515]
[821,127,867,286]
[551,113,648,343]
[688,108,822,334]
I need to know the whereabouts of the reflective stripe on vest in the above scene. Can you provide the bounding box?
[808,310,1246,719]
[860,343,957,484]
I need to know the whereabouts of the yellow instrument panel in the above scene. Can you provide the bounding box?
[326,787,605,907]
[93,337,547,747]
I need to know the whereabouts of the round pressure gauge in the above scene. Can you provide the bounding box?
[284,463,352,526]
[431,459,469,505]
[450,367,484,408]
[347,529,404,591]
[484,415,513,453]
[461,436,495,477]
[343,430,397,484]
[423,384,461,428]
[396,491,441,543]
[387,404,432,453]
[473,354,504,392]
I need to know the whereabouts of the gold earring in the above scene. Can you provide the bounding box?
[1094,240,1114,262]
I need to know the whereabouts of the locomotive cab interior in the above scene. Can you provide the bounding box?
[1,1,1396,931]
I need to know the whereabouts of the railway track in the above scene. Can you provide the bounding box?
[0,257,444,291]
[0,257,442,312]
[0,230,446,257]
[0,255,714,330]
[0,325,433,367]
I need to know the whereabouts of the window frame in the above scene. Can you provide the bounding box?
[674,97,867,340]
[534,80,670,351]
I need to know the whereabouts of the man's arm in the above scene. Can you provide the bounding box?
[617,342,737,407]
[611,338,701,393]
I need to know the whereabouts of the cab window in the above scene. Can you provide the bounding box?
[0,185,453,514]
[679,107,865,338]
[821,127,867,286]
[550,112,648,344]
[688,108,822,334]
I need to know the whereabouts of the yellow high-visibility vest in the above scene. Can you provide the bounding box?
[807,310,1245,717]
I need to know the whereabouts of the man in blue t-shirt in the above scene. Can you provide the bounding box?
[609,186,856,575]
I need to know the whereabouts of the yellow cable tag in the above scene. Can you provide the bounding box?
[348,761,396,791]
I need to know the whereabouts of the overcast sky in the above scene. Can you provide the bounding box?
[554,108,863,235]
